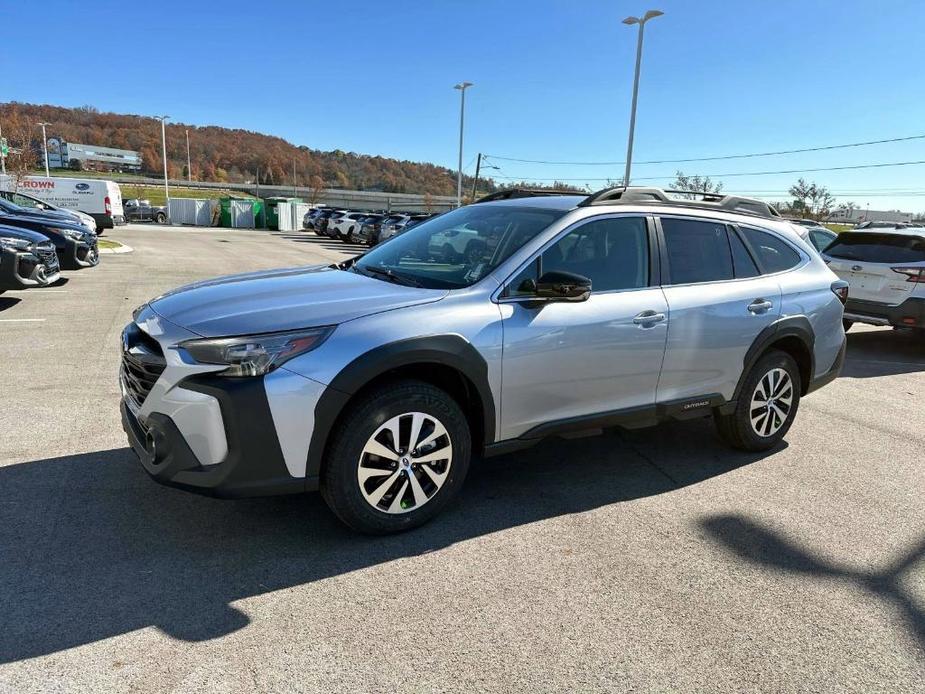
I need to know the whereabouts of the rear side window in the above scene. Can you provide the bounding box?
[741,227,802,273]
[661,217,734,284]
[824,232,925,264]
[728,230,760,278]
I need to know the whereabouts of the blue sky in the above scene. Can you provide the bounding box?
[3,0,924,213]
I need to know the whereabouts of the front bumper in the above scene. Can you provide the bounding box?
[58,238,99,270]
[0,247,60,289]
[121,375,306,498]
[844,297,925,329]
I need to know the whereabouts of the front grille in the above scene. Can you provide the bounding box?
[36,244,59,272]
[121,323,166,407]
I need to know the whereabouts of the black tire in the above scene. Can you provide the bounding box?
[155,212,167,224]
[343,227,356,244]
[843,319,853,332]
[321,380,471,534]
[715,350,801,452]
[442,243,458,263]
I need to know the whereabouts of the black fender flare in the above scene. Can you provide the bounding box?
[732,316,815,402]
[304,335,495,489]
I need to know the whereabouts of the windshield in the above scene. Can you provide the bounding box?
[0,197,26,213]
[354,204,568,289]
[826,232,925,263]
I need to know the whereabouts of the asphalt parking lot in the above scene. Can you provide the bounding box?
[0,224,923,693]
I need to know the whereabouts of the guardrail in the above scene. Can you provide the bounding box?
[113,176,457,212]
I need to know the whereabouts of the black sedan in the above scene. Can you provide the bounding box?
[0,224,60,291]
[0,199,98,270]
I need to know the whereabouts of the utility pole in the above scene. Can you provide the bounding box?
[0,123,5,175]
[185,129,192,182]
[37,122,51,177]
[470,153,482,200]
[293,158,297,197]
[154,115,170,220]
[621,10,663,187]
[454,82,473,206]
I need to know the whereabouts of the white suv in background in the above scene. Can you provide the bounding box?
[823,228,925,332]
[328,212,368,242]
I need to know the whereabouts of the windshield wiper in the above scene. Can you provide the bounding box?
[356,264,422,287]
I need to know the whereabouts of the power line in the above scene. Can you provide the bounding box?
[486,158,925,182]
[484,133,925,166]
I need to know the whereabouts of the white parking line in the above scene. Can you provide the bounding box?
[0,318,46,323]
[6,290,69,294]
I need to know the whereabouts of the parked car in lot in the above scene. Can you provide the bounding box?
[823,228,925,332]
[121,186,846,534]
[853,220,913,230]
[329,212,370,243]
[356,214,386,246]
[124,199,168,224]
[0,198,99,270]
[312,208,343,235]
[0,225,60,292]
[0,190,97,234]
[786,219,837,252]
[303,208,326,230]
[377,214,413,243]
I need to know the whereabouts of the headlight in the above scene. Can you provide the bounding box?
[0,236,33,251]
[55,227,85,241]
[179,326,333,377]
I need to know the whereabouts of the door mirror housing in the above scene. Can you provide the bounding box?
[534,270,592,302]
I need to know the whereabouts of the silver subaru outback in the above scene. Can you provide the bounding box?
[120,187,848,534]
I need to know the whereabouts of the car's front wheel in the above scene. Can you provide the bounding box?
[321,381,471,534]
[155,212,167,224]
[715,350,801,452]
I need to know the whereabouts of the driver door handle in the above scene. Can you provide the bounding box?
[748,299,774,314]
[633,310,666,326]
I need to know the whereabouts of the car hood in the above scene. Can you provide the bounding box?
[148,265,448,337]
[0,223,50,243]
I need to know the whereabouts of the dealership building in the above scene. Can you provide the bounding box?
[46,139,142,173]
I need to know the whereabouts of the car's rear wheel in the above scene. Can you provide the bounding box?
[155,212,167,224]
[321,381,471,534]
[715,350,801,452]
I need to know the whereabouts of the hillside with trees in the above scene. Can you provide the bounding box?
[0,102,498,197]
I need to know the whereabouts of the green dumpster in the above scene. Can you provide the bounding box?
[219,197,264,228]
[264,196,304,230]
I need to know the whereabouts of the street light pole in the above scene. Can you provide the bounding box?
[154,115,170,218]
[622,9,663,187]
[185,128,192,182]
[454,81,473,207]
[37,122,51,177]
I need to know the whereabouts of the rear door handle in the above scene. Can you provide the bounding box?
[633,310,666,326]
[748,299,774,314]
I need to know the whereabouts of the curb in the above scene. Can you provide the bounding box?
[99,243,134,255]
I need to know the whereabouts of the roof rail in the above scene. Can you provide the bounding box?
[474,188,584,204]
[578,186,782,220]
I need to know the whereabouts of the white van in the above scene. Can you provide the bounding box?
[0,175,125,229]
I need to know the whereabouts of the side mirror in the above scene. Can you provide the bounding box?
[534,270,592,302]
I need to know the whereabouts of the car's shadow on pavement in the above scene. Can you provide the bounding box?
[841,328,925,379]
[0,418,775,664]
[701,514,925,657]
[0,296,22,312]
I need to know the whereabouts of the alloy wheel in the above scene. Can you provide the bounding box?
[357,412,453,514]
[749,367,793,437]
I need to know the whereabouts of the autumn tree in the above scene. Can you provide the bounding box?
[672,171,723,196]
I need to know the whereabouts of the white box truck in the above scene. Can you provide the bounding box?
[0,175,125,229]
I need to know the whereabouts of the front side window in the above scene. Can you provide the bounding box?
[741,227,802,273]
[507,216,649,296]
[354,204,569,289]
[661,217,734,284]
